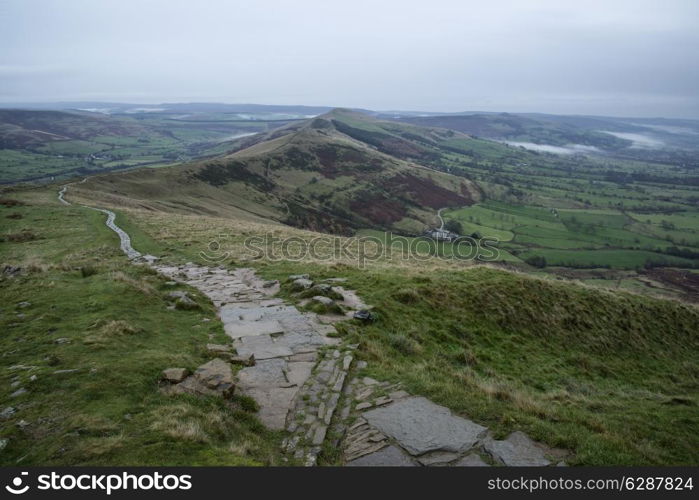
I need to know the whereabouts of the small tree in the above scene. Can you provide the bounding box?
[444,219,463,234]
[525,255,547,268]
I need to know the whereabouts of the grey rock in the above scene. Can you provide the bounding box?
[10,388,27,398]
[237,359,289,388]
[17,301,31,308]
[288,352,317,362]
[347,445,416,466]
[224,320,284,339]
[417,450,461,466]
[288,274,310,281]
[240,386,298,430]
[312,425,328,445]
[0,407,16,419]
[389,390,410,400]
[54,337,70,344]
[234,335,294,360]
[483,431,551,466]
[0,438,7,451]
[206,343,232,354]
[291,278,313,290]
[285,361,315,388]
[311,296,334,306]
[356,402,373,411]
[363,397,487,456]
[162,367,190,383]
[193,358,235,396]
[454,453,490,467]
[229,353,255,366]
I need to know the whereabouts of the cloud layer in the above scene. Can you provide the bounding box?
[1,0,698,117]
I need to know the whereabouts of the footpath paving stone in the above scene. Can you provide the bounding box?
[346,445,417,466]
[483,431,551,466]
[362,397,487,456]
[454,453,491,467]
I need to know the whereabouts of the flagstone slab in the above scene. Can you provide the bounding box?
[346,445,417,467]
[483,431,551,466]
[224,320,284,339]
[362,397,487,456]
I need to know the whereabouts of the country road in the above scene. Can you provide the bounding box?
[437,208,446,230]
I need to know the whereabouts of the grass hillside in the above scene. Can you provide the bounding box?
[0,189,283,465]
[23,185,698,466]
[154,207,699,465]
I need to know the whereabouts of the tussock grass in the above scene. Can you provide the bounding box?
[4,229,38,242]
[111,270,157,296]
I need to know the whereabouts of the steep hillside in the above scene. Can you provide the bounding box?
[73,110,482,235]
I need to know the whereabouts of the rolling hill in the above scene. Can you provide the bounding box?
[72,109,482,234]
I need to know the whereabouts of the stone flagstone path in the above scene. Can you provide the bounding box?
[61,183,570,467]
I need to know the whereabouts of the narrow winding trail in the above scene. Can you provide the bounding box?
[58,182,569,467]
[437,207,446,230]
[58,180,142,259]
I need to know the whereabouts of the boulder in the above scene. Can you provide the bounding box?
[353,310,375,322]
[312,295,335,306]
[288,274,310,281]
[206,344,233,355]
[291,278,313,291]
[162,367,190,383]
[10,388,27,398]
[194,358,235,396]
[310,284,343,299]
[0,407,16,419]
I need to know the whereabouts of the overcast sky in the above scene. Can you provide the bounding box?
[1,0,698,117]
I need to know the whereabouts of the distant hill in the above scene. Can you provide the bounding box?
[385,112,632,150]
[0,109,148,149]
[0,109,297,183]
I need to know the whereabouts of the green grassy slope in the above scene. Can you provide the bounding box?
[255,260,699,465]
[0,190,282,465]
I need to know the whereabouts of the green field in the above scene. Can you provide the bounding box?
[444,201,699,270]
